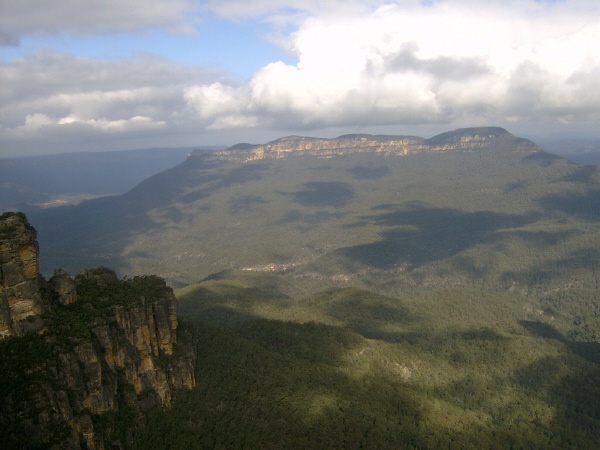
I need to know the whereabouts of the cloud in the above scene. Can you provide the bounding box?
[0,0,197,44]
[2,0,600,156]
[385,43,491,81]
[186,1,600,131]
[0,51,223,154]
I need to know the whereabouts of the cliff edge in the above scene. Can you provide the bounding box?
[0,212,195,450]
[190,126,540,163]
[0,212,45,336]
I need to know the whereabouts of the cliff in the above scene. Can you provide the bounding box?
[0,213,195,449]
[191,126,540,163]
[0,212,45,336]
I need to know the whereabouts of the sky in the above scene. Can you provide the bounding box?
[1,0,599,156]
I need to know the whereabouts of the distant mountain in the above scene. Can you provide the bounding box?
[26,127,600,295]
[198,126,536,162]
[0,146,224,212]
[6,128,600,449]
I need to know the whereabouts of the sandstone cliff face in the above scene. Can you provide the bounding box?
[191,127,540,163]
[49,268,77,305]
[0,214,195,450]
[0,212,45,337]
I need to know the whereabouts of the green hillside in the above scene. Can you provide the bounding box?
[31,131,600,295]
[134,301,600,449]
[21,128,600,447]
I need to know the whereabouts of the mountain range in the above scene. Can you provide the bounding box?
[27,127,600,292]
[3,126,600,448]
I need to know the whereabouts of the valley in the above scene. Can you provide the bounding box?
[0,147,200,213]
[30,128,600,300]
[2,127,600,448]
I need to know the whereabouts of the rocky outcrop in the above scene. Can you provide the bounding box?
[49,268,77,305]
[191,127,541,163]
[0,211,45,337]
[425,127,539,153]
[36,269,195,449]
[0,214,195,449]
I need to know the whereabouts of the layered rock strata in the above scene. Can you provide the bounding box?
[0,213,195,449]
[192,127,540,163]
[0,211,45,336]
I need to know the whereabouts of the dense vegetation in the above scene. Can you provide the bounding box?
[6,131,600,448]
[133,310,600,449]
[0,269,181,449]
[142,266,599,448]
[30,142,600,296]
[42,268,173,349]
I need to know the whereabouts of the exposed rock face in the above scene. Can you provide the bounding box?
[0,214,195,449]
[192,126,540,163]
[0,211,45,336]
[37,269,195,449]
[49,268,77,305]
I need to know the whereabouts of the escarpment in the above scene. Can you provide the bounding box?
[191,126,540,163]
[0,213,195,450]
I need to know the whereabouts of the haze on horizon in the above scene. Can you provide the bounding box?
[1,0,599,157]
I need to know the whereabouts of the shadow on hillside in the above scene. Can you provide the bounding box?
[319,289,416,340]
[333,202,528,270]
[180,304,265,327]
[31,160,273,276]
[220,162,272,187]
[170,286,600,447]
[538,189,600,220]
[282,182,355,207]
[234,319,364,365]
[228,195,267,213]
[180,161,272,203]
[560,164,599,183]
[138,315,600,449]
[177,279,293,327]
[520,320,565,341]
[502,247,600,287]
[522,151,564,167]
[136,319,435,450]
[520,320,600,365]
[515,320,600,438]
[499,228,577,246]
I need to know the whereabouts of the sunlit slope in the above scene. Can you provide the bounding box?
[32,129,600,294]
[22,128,600,448]
[156,274,600,448]
[134,296,600,449]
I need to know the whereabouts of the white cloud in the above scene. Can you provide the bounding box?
[185,0,600,132]
[0,51,223,154]
[0,0,197,44]
[59,115,166,130]
[2,0,600,155]
[7,113,164,138]
[185,82,246,118]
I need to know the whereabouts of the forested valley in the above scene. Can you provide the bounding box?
[2,128,600,448]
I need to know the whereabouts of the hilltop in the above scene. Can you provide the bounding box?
[191,127,537,162]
